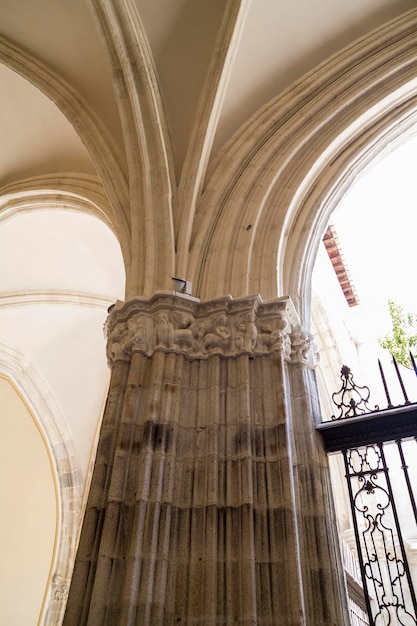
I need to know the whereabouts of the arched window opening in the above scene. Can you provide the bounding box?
[312,133,417,625]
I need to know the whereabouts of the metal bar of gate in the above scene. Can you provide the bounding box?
[396,437,417,526]
[343,442,417,625]
[317,365,417,626]
[379,443,417,620]
[342,449,375,625]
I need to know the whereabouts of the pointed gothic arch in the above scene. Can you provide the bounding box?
[191,9,417,324]
[0,343,83,625]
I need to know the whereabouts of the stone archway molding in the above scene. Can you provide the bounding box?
[0,173,115,231]
[0,342,83,626]
[191,9,417,322]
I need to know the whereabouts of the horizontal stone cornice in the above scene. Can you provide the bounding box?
[0,290,115,310]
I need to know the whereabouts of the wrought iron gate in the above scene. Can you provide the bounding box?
[317,362,417,626]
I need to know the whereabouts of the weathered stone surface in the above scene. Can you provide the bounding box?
[64,294,348,625]
[105,293,300,365]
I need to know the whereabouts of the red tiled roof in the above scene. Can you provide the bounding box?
[323,225,359,307]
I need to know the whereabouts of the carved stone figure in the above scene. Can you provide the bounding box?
[256,318,287,352]
[235,311,258,352]
[173,312,196,351]
[290,325,311,362]
[127,314,148,352]
[201,314,230,353]
[244,311,258,351]
[256,323,281,352]
[154,313,174,349]
[108,321,128,360]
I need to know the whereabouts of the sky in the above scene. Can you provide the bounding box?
[331,132,417,339]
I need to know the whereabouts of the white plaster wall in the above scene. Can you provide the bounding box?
[0,208,125,481]
[0,304,111,480]
[0,209,124,296]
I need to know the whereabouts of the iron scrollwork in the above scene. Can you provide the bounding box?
[344,443,417,625]
[331,365,378,420]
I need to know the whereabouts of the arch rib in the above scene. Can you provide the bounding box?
[175,0,250,279]
[189,9,417,312]
[87,0,176,296]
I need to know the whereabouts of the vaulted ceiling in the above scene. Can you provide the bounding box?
[0,0,414,191]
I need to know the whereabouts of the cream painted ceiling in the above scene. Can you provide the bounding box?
[0,0,414,188]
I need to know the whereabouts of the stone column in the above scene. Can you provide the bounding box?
[63,293,349,625]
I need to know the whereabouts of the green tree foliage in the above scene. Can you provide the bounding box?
[378,300,417,368]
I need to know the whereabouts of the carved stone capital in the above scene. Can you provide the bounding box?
[105,292,306,365]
